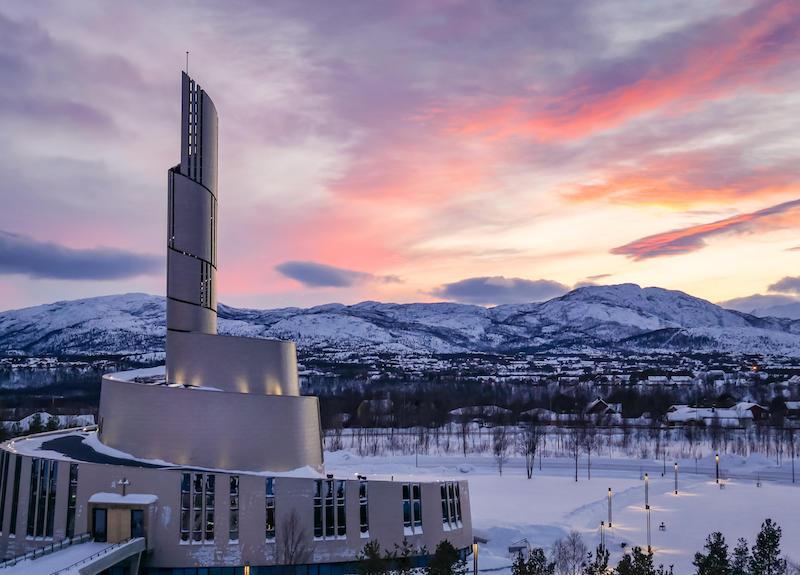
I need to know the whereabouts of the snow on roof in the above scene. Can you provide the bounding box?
[88,492,158,505]
[449,405,512,416]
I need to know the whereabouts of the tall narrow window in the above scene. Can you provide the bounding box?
[44,461,57,538]
[204,474,215,542]
[265,478,276,541]
[181,472,215,543]
[440,484,449,528]
[314,479,345,539]
[447,483,456,529]
[454,483,462,525]
[359,479,369,537]
[324,480,334,538]
[0,451,9,534]
[26,458,39,537]
[440,482,462,530]
[9,455,22,535]
[403,483,423,535]
[65,464,78,538]
[229,475,239,542]
[336,480,346,537]
[412,484,422,532]
[192,473,203,542]
[180,473,190,542]
[402,483,412,531]
[313,480,323,538]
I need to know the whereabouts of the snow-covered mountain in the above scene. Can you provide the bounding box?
[1,284,799,356]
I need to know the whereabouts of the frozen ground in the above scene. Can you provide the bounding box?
[326,451,800,574]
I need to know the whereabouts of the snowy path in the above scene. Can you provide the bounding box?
[326,451,800,574]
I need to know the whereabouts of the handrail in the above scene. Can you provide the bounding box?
[50,536,144,575]
[0,533,91,569]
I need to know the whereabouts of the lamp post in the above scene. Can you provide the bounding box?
[674,462,678,495]
[607,488,612,528]
[600,521,605,548]
[715,453,720,484]
[118,477,130,497]
[644,473,649,508]
[473,542,479,575]
[646,504,652,553]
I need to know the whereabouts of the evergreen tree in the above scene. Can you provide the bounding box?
[428,540,466,575]
[393,538,416,575]
[46,415,60,432]
[693,532,730,575]
[27,413,44,435]
[750,520,786,575]
[583,545,609,575]
[512,548,555,575]
[357,540,388,575]
[731,538,750,575]
[614,547,673,575]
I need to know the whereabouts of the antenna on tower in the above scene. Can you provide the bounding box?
[185,51,189,75]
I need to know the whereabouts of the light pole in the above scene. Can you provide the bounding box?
[607,488,612,528]
[715,453,720,484]
[473,542,479,575]
[674,462,678,495]
[646,504,652,554]
[600,521,605,548]
[644,473,649,508]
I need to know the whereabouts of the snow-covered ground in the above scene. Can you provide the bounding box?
[326,451,800,574]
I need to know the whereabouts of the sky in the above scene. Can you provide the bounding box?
[1,0,799,311]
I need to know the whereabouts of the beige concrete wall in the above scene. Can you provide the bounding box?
[166,331,300,396]
[97,377,323,472]
[0,447,472,568]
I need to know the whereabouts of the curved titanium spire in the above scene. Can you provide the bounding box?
[166,72,219,336]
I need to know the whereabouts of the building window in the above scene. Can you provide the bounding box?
[229,475,239,542]
[66,464,78,538]
[9,455,22,536]
[314,479,345,540]
[205,475,215,542]
[25,458,57,539]
[265,478,276,541]
[181,472,214,543]
[0,451,9,535]
[359,479,368,537]
[180,473,190,542]
[440,482,463,530]
[403,483,423,535]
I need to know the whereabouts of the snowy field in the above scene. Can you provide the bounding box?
[326,451,800,574]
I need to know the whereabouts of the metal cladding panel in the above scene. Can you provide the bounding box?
[171,173,214,262]
[98,377,323,473]
[166,299,216,334]
[167,250,202,305]
[200,91,218,195]
[166,331,300,395]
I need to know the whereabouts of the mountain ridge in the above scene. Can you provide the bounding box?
[1,284,799,357]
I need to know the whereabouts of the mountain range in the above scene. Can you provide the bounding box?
[1,284,799,357]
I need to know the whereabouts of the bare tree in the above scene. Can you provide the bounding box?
[582,424,598,480]
[565,427,583,482]
[520,422,544,479]
[279,509,311,565]
[459,418,471,459]
[493,426,510,476]
[551,531,587,575]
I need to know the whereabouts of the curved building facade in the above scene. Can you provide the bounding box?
[0,72,473,574]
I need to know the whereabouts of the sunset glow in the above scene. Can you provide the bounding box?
[1,0,799,310]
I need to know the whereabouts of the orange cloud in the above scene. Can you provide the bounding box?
[611,197,800,260]
[446,1,800,142]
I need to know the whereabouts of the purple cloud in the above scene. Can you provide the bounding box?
[768,276,800,294]
[0,230,161,280]
[275,261,400,288]
[431,276,569,305]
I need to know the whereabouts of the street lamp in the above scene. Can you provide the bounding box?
[600,521,605,548]
[472,542,479,575]
[607,488,612,528]
[715,453,720,484]
[646,504,652,554]
[644,473,649,508]
[674,462,678,495]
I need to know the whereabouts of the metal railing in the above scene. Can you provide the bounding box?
[50,536,144,575]
[0,533,91,569]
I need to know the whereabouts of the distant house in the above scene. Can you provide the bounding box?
[646,375,669,386]
[665,403,768,427]
[585,398,622,416]
[519,408,557,423]
[449,405,512,425]
[508,538,530,557]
